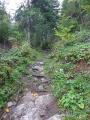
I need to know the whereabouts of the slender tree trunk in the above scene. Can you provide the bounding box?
[27,0,31,45]
[34,33,36,43]
[4,39,6,49]
[27,27,30,43]
[27,17,30,44]
[79,3,83,30]
[70,9,73,19]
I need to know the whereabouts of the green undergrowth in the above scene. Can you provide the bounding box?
[52,41,90,63]
[44,31,90,119]
[0,42,42,112]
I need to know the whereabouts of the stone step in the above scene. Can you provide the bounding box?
[32,66,43,71]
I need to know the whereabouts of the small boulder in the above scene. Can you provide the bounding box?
[41,78,49,83]
[33,72,45,77]
[7,102,14,107]
[33,77,38,81]
[32,66,43,71]
[38,85,44,90]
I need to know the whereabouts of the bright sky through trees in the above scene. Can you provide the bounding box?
[1,0,63,16]
[1,0,24,15]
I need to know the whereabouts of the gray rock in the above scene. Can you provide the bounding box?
[13,102,17,106]
[7,92,53,120]
[9,102,36,120]
[12,104,25,117]
[20,108,41,120]
[7,102,14,107]
[47,114,65,120]
[11,107,41,120]
[33,77,38,81]
[36,62,44,65]
[39,72,45,76]
[40,109,45,118]
[35,94,53,108]
[33,71,45,77]
[38,85,44,90]
[41,78,46,82]
[20,91,37,104]
[32,66,43,71]
[41,78,49,83]
[60,68,64,72]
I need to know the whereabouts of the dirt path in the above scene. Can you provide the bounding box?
[3,59,65,120]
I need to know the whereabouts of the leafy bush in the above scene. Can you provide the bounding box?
[75,30,90,42]
[62,43,90,62]
[55,23,75,43]
[0,22,10,43]
[0,42,40,109]
[52,41,90,63]
[53,70,90,117]
[44,34,90,119]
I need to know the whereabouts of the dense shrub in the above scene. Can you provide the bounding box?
[44,28,90,119]
[0,42,39,109]
[0,22,10,43]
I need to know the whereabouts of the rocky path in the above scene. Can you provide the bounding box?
[3,61,65,120]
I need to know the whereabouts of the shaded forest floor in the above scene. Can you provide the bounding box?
[0,41,90,120]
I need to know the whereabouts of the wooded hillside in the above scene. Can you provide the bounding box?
[0,0,90,119]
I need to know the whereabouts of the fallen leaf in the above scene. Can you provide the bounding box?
[25,88,28,91]
[44,86,48,89]
[85,106,89,110]
[5,109,9,112]
[77,65,80,68]
[79,115,83,118]
[32,93,38,97]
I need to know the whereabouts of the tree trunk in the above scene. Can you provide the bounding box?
[27,0,31,45]
[79,3,83,30]
[34,33,36,43]
[4,39,6,49]
[27,25,30,44]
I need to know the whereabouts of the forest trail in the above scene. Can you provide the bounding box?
[3,58,65,120]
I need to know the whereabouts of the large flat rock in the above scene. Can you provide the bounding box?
[6,92,53,120]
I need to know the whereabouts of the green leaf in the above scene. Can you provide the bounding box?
[78,103,84,109]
